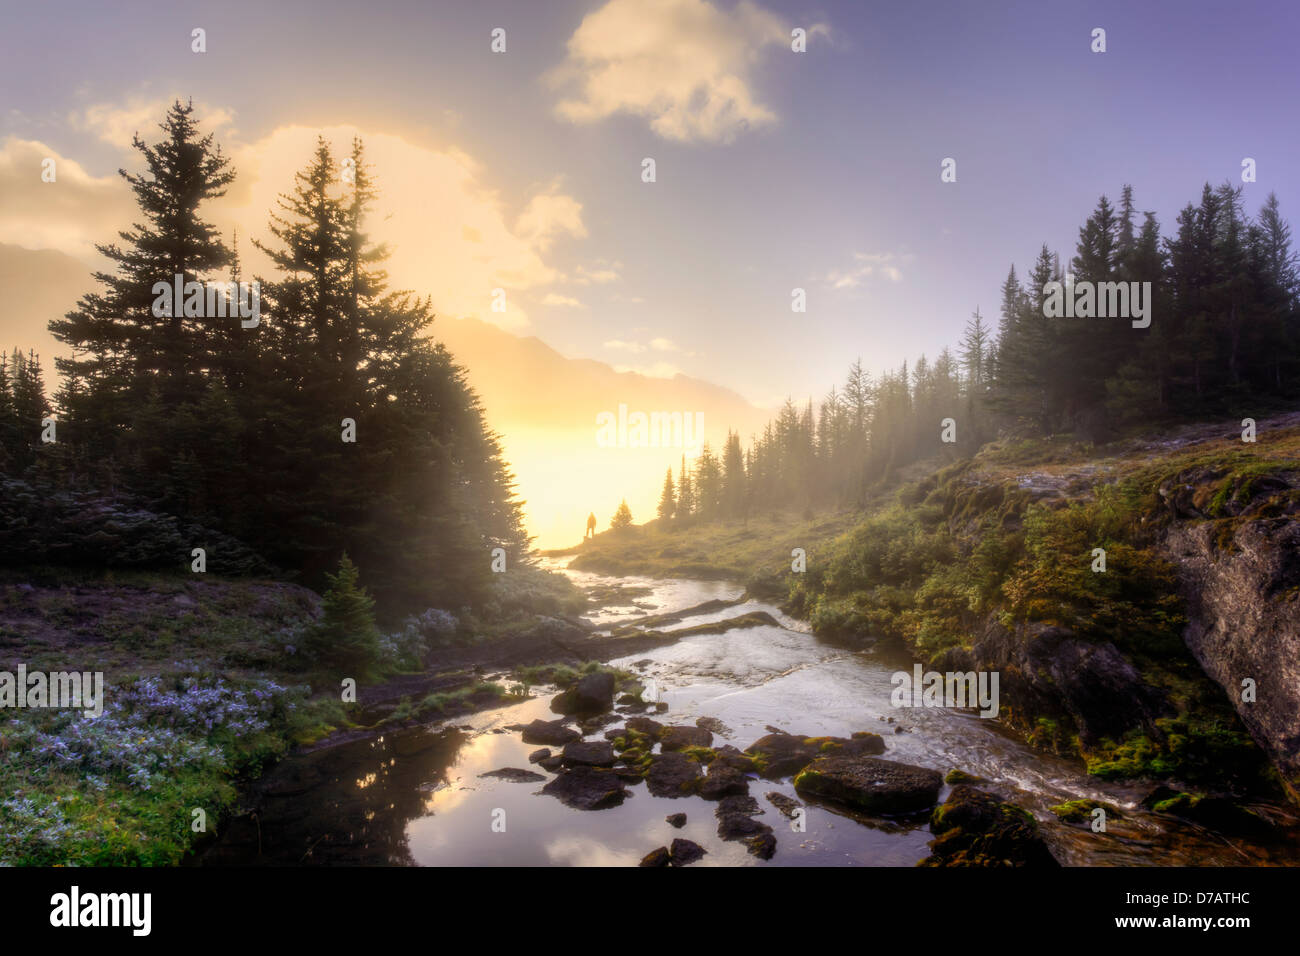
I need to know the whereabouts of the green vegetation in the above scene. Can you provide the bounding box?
[0,572,348,866]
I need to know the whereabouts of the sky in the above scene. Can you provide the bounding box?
[2,0,1298,543]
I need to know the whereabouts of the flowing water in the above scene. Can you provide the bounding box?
[200,563,1300,866]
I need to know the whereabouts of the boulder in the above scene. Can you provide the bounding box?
[666,812,687,828]
[669,838,707,866]
[639,846,671,867]
[561,740,616,768]
[551,670,616,715]
[920,786,1059,867]
[540,766,628,810]
[744,731,886,779]
[659,725,713,751]
[645,752,702,798]
[793,755,943,814]
[521,719,580,746]
[699,763,750,800]
[478,767,545,783]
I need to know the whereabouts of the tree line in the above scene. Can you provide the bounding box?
[656,182,1299,524]
[1,101,528,616]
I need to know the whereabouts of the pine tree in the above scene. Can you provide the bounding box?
[657,468,676,522]
[610,499,633,531]
[307,553,382,675]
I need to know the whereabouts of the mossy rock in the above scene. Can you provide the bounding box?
[1048,798,1122,824]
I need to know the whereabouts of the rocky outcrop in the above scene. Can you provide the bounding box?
[932,619,1170,747]
[1162,516,1300,800]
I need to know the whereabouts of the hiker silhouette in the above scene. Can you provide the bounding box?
[585,512,597,539]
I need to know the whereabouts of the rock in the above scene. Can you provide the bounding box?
[479,767,546,783]
[944,768,986,785]
[660,725,713,751]
[527,748,551,764]
[1139,784,1182,810]
[744,731,886,779]
[1163,517,1300,798]
[666,813,687,828]
[714,793,767,842]
[932,621,1170,748]
[613,765,647,782]
[1149,791,1276,837]
[521,719,580,746]
[561,740,616,768]
[551,670,616,716]
[711,745,758,774]
[696,716,732,737]
[578,712,621,735]
[654,702,669,713]
[716,811,770,841]
[714,790,774,855]
[921,786,1059,867]
[640,846,671,867]
[538,755,565,771]
[540,767,628,810]
[625,716,665,738]
[669,838,706,866]
[744,832,777,860]
[793,755,943,814]
[645,752,702,798]
[765,792,802,817]
[716,794,762,817]
[699,763,750,800]
[1048,798,1123,824]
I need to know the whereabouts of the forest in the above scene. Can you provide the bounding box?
[0,101,529,616]
[654,183,1300,524]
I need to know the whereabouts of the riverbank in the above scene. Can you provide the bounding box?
[197,567,1300,866]
[554,415,1300,807]
[0,561,587,865]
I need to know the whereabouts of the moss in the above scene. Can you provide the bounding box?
[944,769,984,785]
[1048,799,1122,823]
[681,746,718,764]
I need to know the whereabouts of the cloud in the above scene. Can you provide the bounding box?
[823,251,908,289]
[1,106,587,333]
[649,337,679,351]
[515,191,587,251]
[549,0,807,143]
[0,138,136,262]
[543,293,584,307]
[574,261,621,284]
[603,339,646,352]
[72,96,236,148]
[219,125,588,330]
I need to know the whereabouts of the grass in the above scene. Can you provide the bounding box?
[0,571,355,865]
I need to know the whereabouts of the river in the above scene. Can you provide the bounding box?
[199,563,1299,866]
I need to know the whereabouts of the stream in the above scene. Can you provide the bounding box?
[200,563,1300,866]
